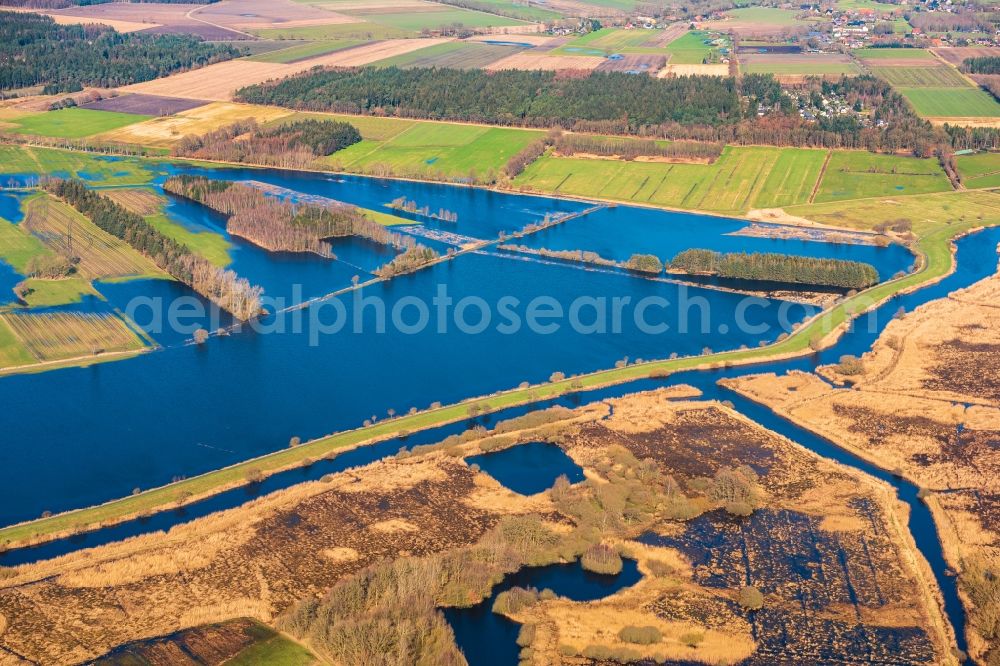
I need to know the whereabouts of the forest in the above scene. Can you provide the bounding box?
[46,179,263,319]
[164,176,417,258]
[962,57,1000,75]
[667,249,879,289]
[236,67,746,129]
[173,119,362,169]
[236,68,962,154]
[0,12,242,93]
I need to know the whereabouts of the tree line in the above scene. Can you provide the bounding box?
[46,179,263,319]
[173,118,362,169]
[164,175,419,260]
[667,249,879,289]
[553,134,724,161]
[235,67,745,129]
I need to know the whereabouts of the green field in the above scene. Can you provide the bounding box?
[227,632,316,665]
[372,41,519,69]
[870,65,969,87]
[550,27,669,56]
[16,278,98,308]
[516,146,828,213]
[246,39,366,63]
[665,30,725,64]
[855,47,933,60]
[956,152,1000,189]
[146,213,232,267]
[0,215,51,273]
[0,146,154,186]
[890,18,912,33]
[569,0,643,8]
[9,109,152,139]
[723,7,808,26]
[515,146,954,212]
[742,60,861,76]
[812,151,951,202]
[253,21,412,40]
[0,317,34,368]
[432,0,561,21]
[321,122,542,180]
[836,0,905,13]
[788,190,1000,236]
[351,7,525,30]
[898,87,1000,118]
[754,149,829,208]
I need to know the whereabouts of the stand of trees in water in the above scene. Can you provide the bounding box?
[0,12,242,94]
[374,245,439,279]
[668,249,879,289]
[164,176,419,259]
[387,197,458,223]
[173,119,362,170]
[46,179,263,319]
[235,68,981,154]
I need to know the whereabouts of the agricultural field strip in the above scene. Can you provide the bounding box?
[22,196,162,279]
[514,147,948,213]
[899,87,1000,119]
[869,65,971,88]
[118,39,453,101]
[0,311,145,363]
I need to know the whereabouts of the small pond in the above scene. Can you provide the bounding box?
[465,441,585,495]
[444,558,642,666]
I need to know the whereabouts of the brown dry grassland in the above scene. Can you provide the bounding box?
[0,389,952,665]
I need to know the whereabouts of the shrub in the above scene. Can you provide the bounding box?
[680,631,705,648]
[725,500,753,517]
[623,253,663,274]
[618,625,662,644]
[582,644,613,660]
[580,544,623,575]
[836,354,865,375]
[709,465,763,511]
[646,559,675,577]
[493,586,540,615]
[738,585,764,610]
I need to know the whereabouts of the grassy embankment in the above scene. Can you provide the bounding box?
[1,189,995,547]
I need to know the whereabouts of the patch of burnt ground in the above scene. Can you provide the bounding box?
[639,506,936,664]
[922,340,1000,403]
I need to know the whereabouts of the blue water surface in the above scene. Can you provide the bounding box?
[466,441,585,495]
